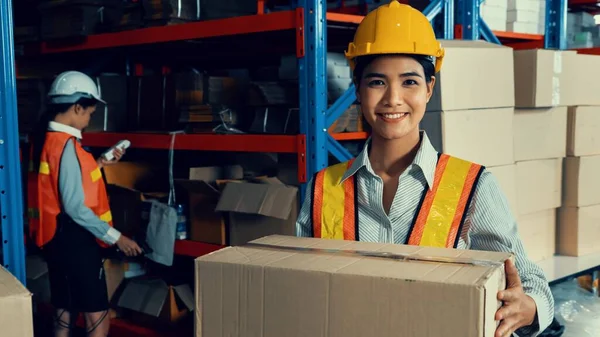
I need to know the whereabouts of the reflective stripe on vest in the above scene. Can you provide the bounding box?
[311,159,357,240]
[311,154,484,248]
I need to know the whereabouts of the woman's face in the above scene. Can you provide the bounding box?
[356,55,435,141]
[73,104,97,131]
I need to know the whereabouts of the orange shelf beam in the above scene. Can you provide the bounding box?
[39,10,301,54]
[326,12,364,24]
[569,0,600,5]
[332,132,368,141]
[174,240,225,258]
[493,31,544,41]
[575,47,600,55]
[82,132,304,154]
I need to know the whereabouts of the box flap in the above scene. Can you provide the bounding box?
[175,179,220,197]
[117,279,169,317]
[0,265,31,299]
[215,182,298,220]
[173,284,194,312]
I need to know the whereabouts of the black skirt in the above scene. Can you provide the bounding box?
[43,213,109,313]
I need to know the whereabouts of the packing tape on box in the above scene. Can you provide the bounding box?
[245,242,506,268]
[552,52,562,106]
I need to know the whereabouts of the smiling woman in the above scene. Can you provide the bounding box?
[295,1,555,337]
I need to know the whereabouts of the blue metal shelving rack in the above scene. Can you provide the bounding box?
[0,0,569,285]
[0,0,26,283]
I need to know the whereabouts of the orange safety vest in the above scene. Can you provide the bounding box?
[311,153,484,248]
[27,132,113,248]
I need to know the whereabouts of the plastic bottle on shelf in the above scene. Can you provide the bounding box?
[175,204,188,240]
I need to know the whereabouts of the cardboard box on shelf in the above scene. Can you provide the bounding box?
[87,74,129,132]
[177,167,298,246]
[421,107,514,167]
[567,106,600,157]
[118,278,194,326]
[557,205,600,256]
[563,155,600,207]
[513,49,577,108]
[517,209,556,262]
[195,235,512,337]
[513,107,567,161]
[0,265,34,337]
[515,159,562,216]
[486,164,518,216]
[427,40,514,112]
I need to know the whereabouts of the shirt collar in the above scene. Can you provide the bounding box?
[48,121,82,139]
[340,131,439,190]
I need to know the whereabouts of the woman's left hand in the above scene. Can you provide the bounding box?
[495,259,537,337]
[97,148,125,168]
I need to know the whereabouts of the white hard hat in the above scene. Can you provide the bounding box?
[48,71,106,104]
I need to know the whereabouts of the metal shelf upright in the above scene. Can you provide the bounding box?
[0,0,26,283]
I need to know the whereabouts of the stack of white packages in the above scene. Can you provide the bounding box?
[506,0,545,34]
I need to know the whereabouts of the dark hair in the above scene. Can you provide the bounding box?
[31,97,98,170]
[353,54,436,87]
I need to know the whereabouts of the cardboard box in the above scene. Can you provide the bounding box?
[517,209,556,262]
[427,40,514,112]
[118,279,194,325]
[421,107,514,167]
[566,54,600,106]
[513,107,567,161]
[87,74,129,132]
[516,159,562,215]
[558,205,600,256]
[0,265,34,336]
[567,106,600,156]
[563,155,600,207]
[195,235,512,337]
[179,176,298,246]
[513,50,577,108]
[487,164,518,216]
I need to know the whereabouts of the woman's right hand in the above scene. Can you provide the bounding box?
[116,235,143,256]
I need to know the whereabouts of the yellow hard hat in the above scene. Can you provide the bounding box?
[345,0,445,73]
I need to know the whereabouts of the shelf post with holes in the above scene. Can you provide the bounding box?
[545,0,567,49]
[0,0,26,283]
[456,0,480,40]
[298,0,330,198]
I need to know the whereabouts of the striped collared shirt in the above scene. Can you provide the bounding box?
[296,131,553,336]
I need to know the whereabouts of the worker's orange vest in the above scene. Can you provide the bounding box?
[27,132,113,248]
[311,154,484,248]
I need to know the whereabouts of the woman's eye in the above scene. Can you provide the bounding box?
[404,79,418,86]
[368,80,385,86]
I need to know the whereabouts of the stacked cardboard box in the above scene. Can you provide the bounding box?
[480,0,508,32]
[420,40,517,211]
[558,106,600,256]
[506,0,545,35]
[511,49,577,262]
[556,53,600,257]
